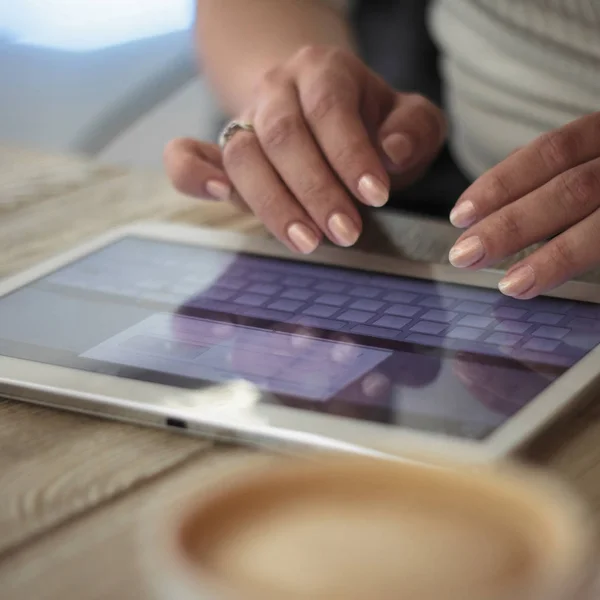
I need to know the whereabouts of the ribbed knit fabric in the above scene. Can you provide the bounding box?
[429,0,600,177]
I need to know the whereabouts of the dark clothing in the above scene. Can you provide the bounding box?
[352,0,472,218]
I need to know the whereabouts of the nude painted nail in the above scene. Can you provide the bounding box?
[287,222,319,254]
[205,180,231,201]
[328,213,360,247]
[382,133,413,167]
[358,174,389,207]
[449,236,485,268]
[449,200,476,228]
[498,265,536,298]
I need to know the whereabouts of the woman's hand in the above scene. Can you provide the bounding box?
[165,45,446,253]
[448,112,600,299]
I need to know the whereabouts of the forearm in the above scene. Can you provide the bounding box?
[195,0,354,115]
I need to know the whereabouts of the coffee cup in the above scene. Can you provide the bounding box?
[144,455,597,600]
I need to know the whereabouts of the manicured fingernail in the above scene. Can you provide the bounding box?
[287,222,319,254]
[449,236,485,268]
[382,133,413,167]
[328,213,360,247]
[498,265,535,298]
[205,180,231,201]
[358,174,389,207]
[449,200,476,228]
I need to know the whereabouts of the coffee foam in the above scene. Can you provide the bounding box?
[178,459,587,600]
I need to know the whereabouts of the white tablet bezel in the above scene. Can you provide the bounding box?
[1,221,599,463]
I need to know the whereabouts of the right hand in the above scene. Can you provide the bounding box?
[165,45,446,253]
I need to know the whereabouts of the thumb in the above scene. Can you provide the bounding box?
[378,93,446,184]
[164,137,232,201]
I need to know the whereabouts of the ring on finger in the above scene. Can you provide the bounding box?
[219,120,256,150]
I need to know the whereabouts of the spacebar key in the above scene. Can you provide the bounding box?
[240,306,293,322]
[290,316,345,331]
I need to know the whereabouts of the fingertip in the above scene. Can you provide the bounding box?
[287,222,321,254]
[357,174,389,207]
[498,264,536,298]
[163,136,231,199]
[205,179,232,201]
[449,200,477,228]
[381,133,413,169]
[166,148,228,200]
[163,137,196,164]
[328,212,361,247]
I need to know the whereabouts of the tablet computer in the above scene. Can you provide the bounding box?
[1,222,599,462]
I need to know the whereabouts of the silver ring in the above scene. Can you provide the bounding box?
[218,120,255,149]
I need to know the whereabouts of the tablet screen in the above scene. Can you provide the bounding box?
[1,237,599,440]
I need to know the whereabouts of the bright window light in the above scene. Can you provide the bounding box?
[2,0,195,51]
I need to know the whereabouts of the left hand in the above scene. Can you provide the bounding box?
[447,112,600,299]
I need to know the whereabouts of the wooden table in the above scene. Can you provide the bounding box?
[1,145,600,598]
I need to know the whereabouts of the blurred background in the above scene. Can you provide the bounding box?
[1,0,217,169]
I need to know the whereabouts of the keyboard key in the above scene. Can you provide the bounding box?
[447,327,483,341]
[200,287,235,301]
[315,281,346,293]
[523,338,561,353]
[493,306,527,320]
[247,271,277,282]
[422,310,458,323]
[373,316,410,330]
[247,283,281,295]
[569,305,600,319]
[495,320,531,334]
[282,276,314,287]
[382,291,419,304]
[351,325,400,340]
[367,276,427,292]
[457,315,494,329]
[241,307,294,322]
[405,333,445,348]
[485,332,522,347]
[303,304,338,318]
[234,293,270,307]
[186,298,243,314]
[436,285,500,303]
[349,286,381,299]
[419,296,456,310]
[338,310,375,323]
[385,304,422,318]
[527,312,563,325]
[281,288,314,301]
[563,331,600,351]
[217,277,246,291]
[316,294,349,307]
[268,299,304,312]
[350,299,385,312]
[455,301,490,315]
[568,317,600,332]
[532,326,569,340]
[410,321,446,335]
[292,316,345,331]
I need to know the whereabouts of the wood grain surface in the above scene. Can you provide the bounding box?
[2,144,600,598]
[0,450,283,600]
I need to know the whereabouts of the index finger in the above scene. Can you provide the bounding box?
[296,53,392,209]
[450,113,600,228]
